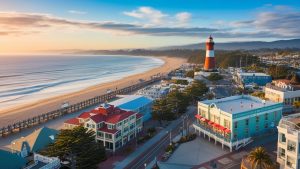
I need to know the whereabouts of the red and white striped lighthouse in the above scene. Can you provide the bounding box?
[203,35,216,71]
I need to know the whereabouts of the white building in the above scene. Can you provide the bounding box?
[137,85,169,99]
[265,79,300,112]
[277,113,300,169]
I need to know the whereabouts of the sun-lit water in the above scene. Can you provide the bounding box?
[0,55,164,110]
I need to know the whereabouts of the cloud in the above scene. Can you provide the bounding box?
[175,12,191,26]
[0,10,299,39]
[68,10,87,15]
[123,7,167,25]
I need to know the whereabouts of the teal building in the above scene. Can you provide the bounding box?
[193,95,283,151]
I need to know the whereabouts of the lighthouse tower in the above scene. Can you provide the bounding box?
[203,35,216,71]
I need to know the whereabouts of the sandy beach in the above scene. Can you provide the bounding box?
[0,56,186,127]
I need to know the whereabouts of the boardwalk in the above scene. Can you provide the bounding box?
[0,75,163,138]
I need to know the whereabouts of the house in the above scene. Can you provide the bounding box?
[64,104,143,152]
[10,127,58,157]
[193,95,283,151]
[265,79,300,112]
[109,95,153,121]
[277,113,300,169]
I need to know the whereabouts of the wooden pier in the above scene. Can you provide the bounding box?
[0,75,164,137]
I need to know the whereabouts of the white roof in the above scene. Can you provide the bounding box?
[201,95,278,114]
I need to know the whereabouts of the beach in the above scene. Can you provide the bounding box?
[0,56,186,127]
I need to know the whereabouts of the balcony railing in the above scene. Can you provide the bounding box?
[193,122,231,142]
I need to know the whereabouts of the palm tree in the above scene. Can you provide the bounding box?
[247,147,274,169]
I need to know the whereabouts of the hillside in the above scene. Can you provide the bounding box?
[156,39,300,50]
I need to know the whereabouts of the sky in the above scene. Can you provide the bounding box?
[0,0,300,53]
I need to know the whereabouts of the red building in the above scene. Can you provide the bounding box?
[64,104,143,152]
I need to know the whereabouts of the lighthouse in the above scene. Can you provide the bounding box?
[203,35,216,71]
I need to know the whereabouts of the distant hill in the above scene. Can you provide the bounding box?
[156,39,300,50]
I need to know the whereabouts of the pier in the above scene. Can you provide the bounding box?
[0,75,164,137]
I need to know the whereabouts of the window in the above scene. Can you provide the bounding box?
[245,119,249,126]
[264,123,268,128]
[124,126,129,133]
[86,123,90,128]
[256,125,259,131]
[108,124,114,129]
[234,122,238,129]
[256,116,259,122]
[278,147,285,159]
[265,114,268,120]
[105,133,112,140]
[287,140,296,152]
[97,132,104,138]
[279,133,286,143]
[116,132,121,138]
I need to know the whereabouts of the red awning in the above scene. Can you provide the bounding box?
[224,128,231,133]
[208,121,214,125]
[200,118,208,122]
[195,114,202,120]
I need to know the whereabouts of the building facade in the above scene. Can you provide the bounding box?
[235,72,272,87]
[277,114,300,169]
[109,95,153,121]
[193,95,283,151]
[265,79,300,112]
[64,104,143,152]
[137,85,169,99]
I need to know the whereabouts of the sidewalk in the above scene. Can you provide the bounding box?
[113,106,196,169]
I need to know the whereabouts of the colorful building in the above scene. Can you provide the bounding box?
[193,95,283,151]
[64,104,143,152]
[265,79,300,112]
[109,95,153,121]
[277,113,300,169]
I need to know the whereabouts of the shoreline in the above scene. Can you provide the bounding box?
[0,56,186,127]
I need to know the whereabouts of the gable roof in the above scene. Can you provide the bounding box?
[64,118,80,125]
[89,113,106,123]
[11,127,58,153]
[106,111,135,124]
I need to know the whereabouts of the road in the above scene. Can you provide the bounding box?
[124,106,196,169]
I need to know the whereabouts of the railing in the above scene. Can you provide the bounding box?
[0,75,165,137]
[193,122,231,142]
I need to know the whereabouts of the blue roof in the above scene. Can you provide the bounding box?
[0,150,26,169]
[117,96,153,110]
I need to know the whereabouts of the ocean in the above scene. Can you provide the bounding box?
[0,55,164,110]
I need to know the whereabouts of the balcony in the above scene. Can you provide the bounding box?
[193,122,231,142]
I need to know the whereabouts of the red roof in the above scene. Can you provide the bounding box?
[64,118,80,125]
[90,113,106,123]
[78,112,94,119]
[98,125,118,134]
[136,113,143,119]
[224,128,231,133]
[106,111,135,124]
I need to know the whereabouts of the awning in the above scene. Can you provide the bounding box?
[208,121,214,125]
[200,118,208,122]
[195,114,202,120]
[224,128,231,133]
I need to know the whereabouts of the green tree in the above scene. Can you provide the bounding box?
[207,73,223,81]
[185,70,195,78]
[185,80,208,102]
[247,147,274,169]
[41,126,106,169]
[152,98,174,124]
[290,73,300,84]
[267,65,290,79]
